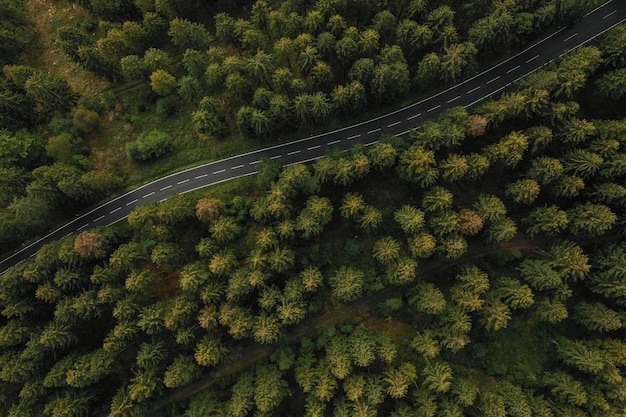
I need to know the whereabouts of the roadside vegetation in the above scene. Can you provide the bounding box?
[1,0,626,416]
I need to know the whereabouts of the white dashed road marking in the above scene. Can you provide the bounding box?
[195,174,208,179]
[287,150,301,156]
[110,207,121,214]
[467,86,481,94]
[525,54,539,63]
[447,96,461,103]
[213,169,226,174]
[160,185,172,191]
[94,215,105,222]
[126,199,138,206]
[231,165,244,170]
[427,105,441,112]
[387,121,401,127]
[270,155,281,159]
[177,179,190,184]
[564,33,577,42]
[487,76,500,84]
[143,192,155,198]
[603,10,617,19]
[327,139,341,145]
[367,128,381,134]
[77,224,89,231]
[407,113,421,120]
[506,65,520,74]
[347,134,361,140]
[307,145,321,150]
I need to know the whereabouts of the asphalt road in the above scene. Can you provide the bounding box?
[1,0,625,275]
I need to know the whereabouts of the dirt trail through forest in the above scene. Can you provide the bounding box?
[150,231,624,411]
[149,236,549,411]
[23,0,109,95]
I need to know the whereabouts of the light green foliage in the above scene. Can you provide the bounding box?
[126,129,173,161]
[394,205,425,235]
[411,330,440,360]
[397,145,439,187]
[0,129,46,169]
[254,364,287,413]
[422,361,452,393]
[524,205,569,237]
[495,277,534,310]
[574,302,622,333]
[386,257,417,286]
[439,234,468,258]
[372,236,401,265]
[329,267,365,302]
[340,192,365,219]
[296,196,333,239]
[543,372,588,406]
[567,202,616,236]
[562,149,603,178]
[481,298,512,331]
[488,217,517,243]
[422,186,453,213]
[408,233,436,259]
[194,336,227,367]
[473,194,506,223]
[164,355,200,389]
[506,179,540,204]
[149,69,177,95]
[519,259,563,291]
[358,205,383,233]
[410,283,446,315]
[484,131,529,167]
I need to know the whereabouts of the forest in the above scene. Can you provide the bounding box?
[1,0,626,416]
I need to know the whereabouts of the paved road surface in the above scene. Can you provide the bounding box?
[1,0,625,274]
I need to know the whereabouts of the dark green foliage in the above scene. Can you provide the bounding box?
[1,2,626,416]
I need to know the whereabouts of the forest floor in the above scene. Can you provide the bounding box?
[149,235,551,412]
[22,0,109,96]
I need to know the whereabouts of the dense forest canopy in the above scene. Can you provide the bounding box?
[1,0,626,416]
[0,0,602,253]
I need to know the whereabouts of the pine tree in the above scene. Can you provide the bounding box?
[567,202,616,236]
[574,302,622,332]
[194,336,227,367]
[524,205,569,237]
[411,330,441,360]
[495,277,534,309]
[506,179,540,204]
[481,298,511,331]
[162,355,200,389]
[556,338,605,375]
[393,205,425,234]
[340,192,365,219]
[410,283,446,315]
[543,372,587,406]
[408,233,436,259]
[422,361,452,394]
[535,297,568,323]
[329,266,365,302]
[422,186,454,213]
[372,236,401,265]
[384,363,417,399]
[358,205,383,233]
[254,364,288,413]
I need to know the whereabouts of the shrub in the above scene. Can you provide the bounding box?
[126,129,174,161]
[72,107,99,133]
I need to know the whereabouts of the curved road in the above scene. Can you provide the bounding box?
[1,0,625,274]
